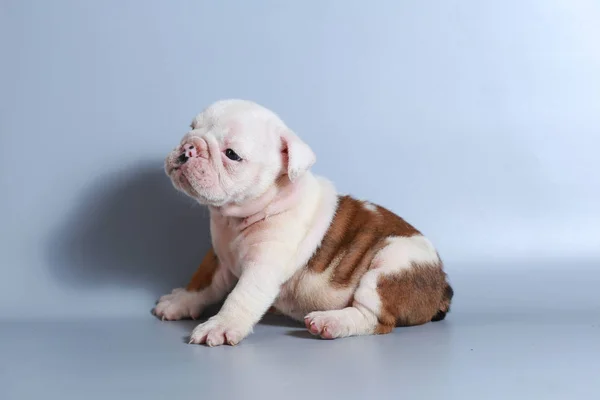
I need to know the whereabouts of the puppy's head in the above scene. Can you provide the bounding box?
[165,99,315,208]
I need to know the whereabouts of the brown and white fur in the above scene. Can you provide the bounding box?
[154,99,453,346]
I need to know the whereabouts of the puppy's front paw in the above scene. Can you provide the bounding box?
[188,317,249,347]
[153,288,204,321]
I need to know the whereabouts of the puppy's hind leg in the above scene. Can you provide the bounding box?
[303,267,383,339]
[304,235,451,339]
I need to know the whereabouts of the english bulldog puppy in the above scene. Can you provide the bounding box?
[154,99,453,346]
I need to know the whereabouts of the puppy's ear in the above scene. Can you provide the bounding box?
[281,129,316,182]
[190,111,206,129]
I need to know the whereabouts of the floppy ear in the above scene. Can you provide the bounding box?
[281,129,316,182]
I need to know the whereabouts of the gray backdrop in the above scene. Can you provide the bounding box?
[1,1,599,399]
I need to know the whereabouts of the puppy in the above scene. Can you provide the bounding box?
[154,99,453,346]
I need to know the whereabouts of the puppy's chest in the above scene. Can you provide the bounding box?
[210,219,245,276]
[210,215,290,276]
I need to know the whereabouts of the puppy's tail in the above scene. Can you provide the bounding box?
[431,282,454,322]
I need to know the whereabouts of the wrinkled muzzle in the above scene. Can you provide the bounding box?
[166,137,223,204]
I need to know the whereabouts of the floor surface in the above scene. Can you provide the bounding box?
[2,308,599,400]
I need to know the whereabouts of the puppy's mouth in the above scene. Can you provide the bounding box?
[170,168,227,206]
[166,164,180,176]
[171,168,195,194]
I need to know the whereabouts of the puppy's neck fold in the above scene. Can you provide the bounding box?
[209,173,311,228]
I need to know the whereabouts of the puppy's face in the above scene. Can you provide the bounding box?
[165,100,316,208]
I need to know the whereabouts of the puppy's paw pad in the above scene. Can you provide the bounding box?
[153,288,203,321]
[304,311,347,339]
[189,318,247,347]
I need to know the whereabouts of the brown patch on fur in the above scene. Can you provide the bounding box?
[375,263,453,333]
[185,247,219,291]
[306,196,420,287]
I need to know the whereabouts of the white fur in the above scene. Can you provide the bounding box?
[290,177,339,270]
[363,201,378,212]
[373,235,439,271]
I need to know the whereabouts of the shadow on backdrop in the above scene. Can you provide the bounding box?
[46,160,211,297]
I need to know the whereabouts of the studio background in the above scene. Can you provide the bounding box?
[1,1,599,399]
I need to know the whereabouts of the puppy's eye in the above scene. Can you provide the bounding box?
[225,149,242,161]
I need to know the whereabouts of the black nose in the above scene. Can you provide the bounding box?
[177,153,188,164]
